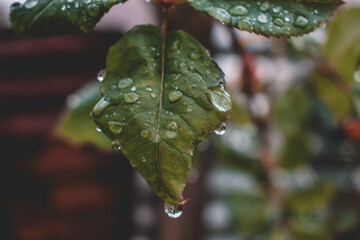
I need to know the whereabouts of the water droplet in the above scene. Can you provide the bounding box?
[145,86,152,91]
[206,88,231,112]
[237,20,253,31]
[118,78,133,89]
[67,0,75,2]
[151,92,156,98]
[205,7,231,24]
[108,121,125,134]
[229,5,248,16]
[179,62,187,68]
[140,130,149,138]
[189,52,202,60]
[97,69,106,82]
[294,15,309,28]
[87,4,99,17]
[354,70,360,82]
[273,18,284,26]
[25,0,38,9]
[110,84,117,90]
[163,129,175,138]
[167,121,177,131]
[74,2,79,8]
[214,123,226,135]
[61,4,66,11]
[10,2,21,10]
[131,86,136,91]
[314,9,319,15]
[112,140,121,150]
[96,127,102,132]
[168,90,183,102]
[257,13,268,23]
[260,1,270,11]
[284,17,290,23]
[259,26,266,32]
[85,0,91,4]
[92,97,112,117]
[124,92,141,103]
[272,6,282,13]
[164,203,183,218]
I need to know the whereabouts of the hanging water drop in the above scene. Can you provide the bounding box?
[168,90,183,102]
[229,5,248,16]
[214,123,226,135]
[92,97,112,117]
[10,2,21,10]
[164,203,183,218]
[97,69,106,82]
[25,0,38,9]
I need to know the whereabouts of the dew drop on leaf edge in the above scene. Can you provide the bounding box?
[164,203,183,218]
[214,122,226,135]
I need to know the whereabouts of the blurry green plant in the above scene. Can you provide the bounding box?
[9,0,349,217]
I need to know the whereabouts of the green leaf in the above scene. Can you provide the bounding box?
[10,0,125,37]
[57,81,112,150]
[188,0,342,37]
[324,7,360,83]
[91,25,231,205]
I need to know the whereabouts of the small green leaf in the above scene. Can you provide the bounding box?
[58,81,112,150]
[10,0,126,37]
[324,7,360,83]
[91,25,231,205]
[188,0,342,37]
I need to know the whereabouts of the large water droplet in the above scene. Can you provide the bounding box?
[205,7,231,24]
[206,88,231,112]
[92,97,112,117]
[10,2,21,10]
[214,123,226,135]
[131,86,136,91]
[112,140,121,150]
[294,15,309,28]
[167,121,178,131]
[257,13,268,23]
[118,78,133,89]
[229,5,248,16]
[260,1,270,11]
[140,130,149,138]
[124,92,141,103]
[168,90,183,102]
[25,0,38,9]
[237,20,253,31]
[164,203,183,218]
[97,69,106,82]
[108,121,125,134]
